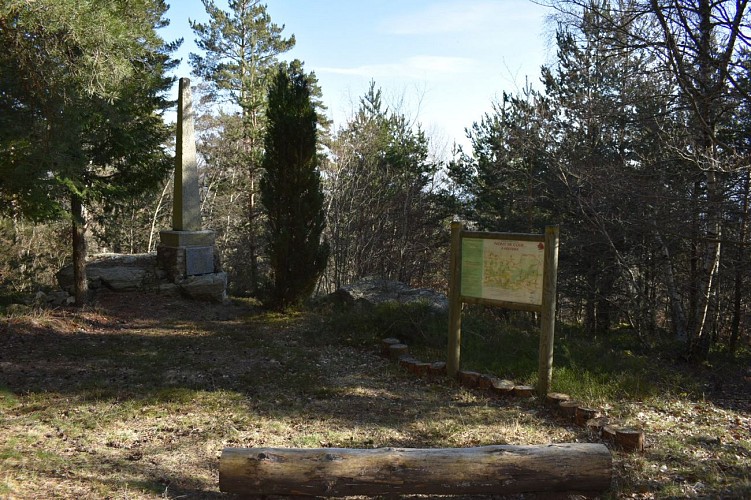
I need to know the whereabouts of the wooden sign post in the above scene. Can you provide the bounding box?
[447,222,560,396]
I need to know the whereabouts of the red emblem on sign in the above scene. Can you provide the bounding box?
[538,242,544,250]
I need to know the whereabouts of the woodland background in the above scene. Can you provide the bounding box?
[1,0,750,362]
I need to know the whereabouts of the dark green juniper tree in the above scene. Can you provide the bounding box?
[260,63,328,309]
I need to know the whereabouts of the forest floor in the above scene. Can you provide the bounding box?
[0,291,749,499]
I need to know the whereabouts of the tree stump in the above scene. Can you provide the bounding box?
[389,343,409,361]
[559,400,580,421]
[381,338,401,357]
[219,444,613,497]
[615,428,645,452]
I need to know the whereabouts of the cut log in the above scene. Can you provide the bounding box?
[586,417,610,438]
[559,400,580,420]
[546,392,570,408]
[513,385,536,398]
[477,374,496,390]
[219,444,612,497]
[602,425,619,444]
[575,406,601,427]
[491,379,515,396]
[399,356,417,370]
[429,361,447,376]
[457,370,481,388]
[412,362,431,376]
[389,343,409,361]
[615,428,645,452]
[381,338,401,356]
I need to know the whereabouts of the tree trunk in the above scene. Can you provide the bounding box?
[730,170,749,352]
[71,193,88,306]
[247,170,258,293]
[691,170,723,362]
[148,178,171,252]
[219,444,612,497]
[656,231,688,340]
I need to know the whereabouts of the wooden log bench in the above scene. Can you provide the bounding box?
[219,444,612,497]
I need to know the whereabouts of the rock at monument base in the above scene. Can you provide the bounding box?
[13,290,74,309]
[56,252,227,304]
[92,267,148,291]
[158,283,180,295]
[156,245,184,282]
[177,272,227,303]
[56,253,158,292]
[328,276,448,313]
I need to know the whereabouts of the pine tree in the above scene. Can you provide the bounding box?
[260,63,328,309]
[549,0,751,358]
[324,83,443,289]
[0,0,177,305]
[190,0,295,295]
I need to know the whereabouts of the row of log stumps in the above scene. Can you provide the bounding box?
[545,392,646,452]
[381,337,645,453]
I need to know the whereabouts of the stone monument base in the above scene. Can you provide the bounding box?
[176,272,228,303]
[159,229,216,248]
[157,229,226,302]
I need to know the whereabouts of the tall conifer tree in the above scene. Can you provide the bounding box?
[190,0,295,294]
[260,63,328,309]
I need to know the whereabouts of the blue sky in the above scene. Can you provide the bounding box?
[160,0,554,152]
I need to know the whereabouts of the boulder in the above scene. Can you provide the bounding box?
[55,252,227,303]
[45,290,74,306]
[56,253,159,293]
[177,272,227,303]
[329,277,448,313]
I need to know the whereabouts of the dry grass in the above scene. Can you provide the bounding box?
[0,291,749,498]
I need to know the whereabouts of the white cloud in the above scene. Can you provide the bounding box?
[383,0,538,35]
[317,55,478,80]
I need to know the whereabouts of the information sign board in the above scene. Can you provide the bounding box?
[447,223,559,395]
[460,237,545,306]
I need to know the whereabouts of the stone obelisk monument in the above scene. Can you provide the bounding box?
[172,76,201,232]
[157,77,226,301]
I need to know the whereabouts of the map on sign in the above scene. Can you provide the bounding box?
[461,237,545,305]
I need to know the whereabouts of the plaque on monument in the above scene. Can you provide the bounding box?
[185,247,215,276]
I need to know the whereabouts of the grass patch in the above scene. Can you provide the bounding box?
[319,302,751,498]
[0,293,748,498]
[124,480,167,496]
[324,303,673,401]
[0,444,23,461]
[0,386,18,412]
[317,301,447,348]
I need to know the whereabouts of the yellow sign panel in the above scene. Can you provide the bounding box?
[461,237,545,305]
